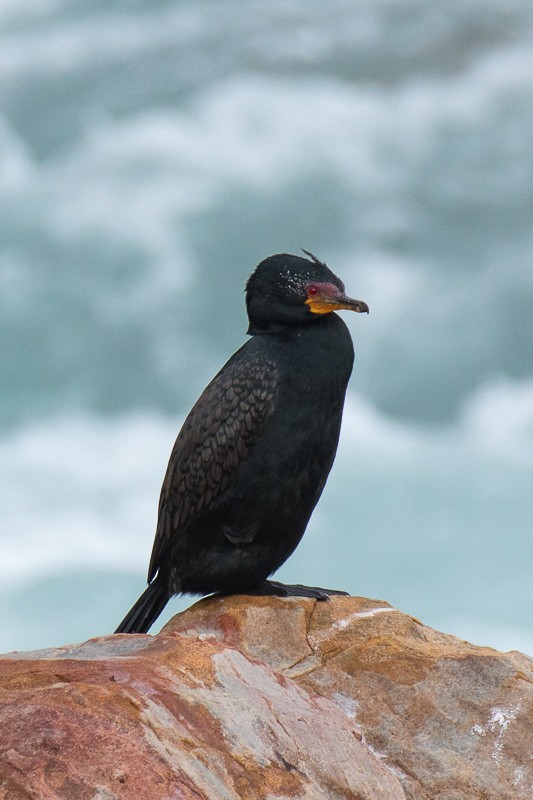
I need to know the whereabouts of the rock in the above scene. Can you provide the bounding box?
[166,596,533,799]
[1,596,532,799]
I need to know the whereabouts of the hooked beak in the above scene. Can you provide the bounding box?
[333,295,369,314]
[305,293,369,315]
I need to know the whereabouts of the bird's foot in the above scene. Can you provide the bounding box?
[245,580,349,602]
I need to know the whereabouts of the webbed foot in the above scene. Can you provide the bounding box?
[244,579,349,601]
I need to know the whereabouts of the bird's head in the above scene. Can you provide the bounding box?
[246,251,369,334]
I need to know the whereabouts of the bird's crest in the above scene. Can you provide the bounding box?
[301,249,327,268]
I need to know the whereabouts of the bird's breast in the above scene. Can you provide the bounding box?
[233,317,354,512]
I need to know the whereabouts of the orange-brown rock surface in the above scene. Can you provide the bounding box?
[1,596,532,800]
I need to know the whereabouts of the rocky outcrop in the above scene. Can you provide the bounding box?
[1,595,532,799]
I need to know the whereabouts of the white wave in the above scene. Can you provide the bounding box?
[1,0,532,80]
[1,22,531,341]
[52,49,533,210]
[341,378,533,467]
[0,30,527,311]
[0,413,178,584]
[459,379,533,466]
[0,4,205,76]
[3,27,530,228]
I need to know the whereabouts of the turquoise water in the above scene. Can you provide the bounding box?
[1,0,533,653]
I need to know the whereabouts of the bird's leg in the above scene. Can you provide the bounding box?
[244,580,349,601]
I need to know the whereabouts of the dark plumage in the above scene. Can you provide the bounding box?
[115,252,368,634]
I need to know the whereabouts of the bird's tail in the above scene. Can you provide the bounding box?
[114,578,170,634]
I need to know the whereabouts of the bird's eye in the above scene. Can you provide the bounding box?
[307,285,319,297]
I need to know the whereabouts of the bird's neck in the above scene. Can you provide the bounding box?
[247,313,340,337]
[248,313,355,383]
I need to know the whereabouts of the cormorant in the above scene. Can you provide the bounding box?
[115,252,368,634]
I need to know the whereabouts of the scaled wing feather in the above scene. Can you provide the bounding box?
[148,346,278,581]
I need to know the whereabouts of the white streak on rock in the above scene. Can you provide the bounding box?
[333,607,397,629]
[488,705,521,764]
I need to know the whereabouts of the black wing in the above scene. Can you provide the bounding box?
[148,342,278,581]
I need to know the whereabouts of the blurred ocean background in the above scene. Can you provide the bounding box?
[1,0,532,654]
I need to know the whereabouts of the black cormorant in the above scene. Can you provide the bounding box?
[115,252,368,633]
